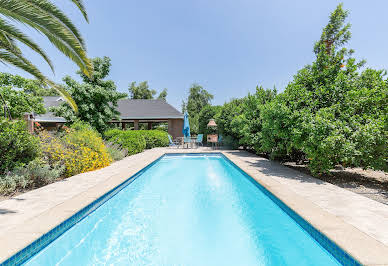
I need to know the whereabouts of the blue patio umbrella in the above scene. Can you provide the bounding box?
[182,111,190,137]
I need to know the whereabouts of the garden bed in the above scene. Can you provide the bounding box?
[284,162,388,205]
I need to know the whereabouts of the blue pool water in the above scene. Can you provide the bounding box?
[24,154,342,265]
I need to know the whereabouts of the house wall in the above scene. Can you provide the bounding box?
[168,119,183,139]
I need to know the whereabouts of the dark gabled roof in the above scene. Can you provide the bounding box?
[35,97,183,122]
[34,96,67,122]
[117,99,183,119]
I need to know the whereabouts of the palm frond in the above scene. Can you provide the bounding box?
[45,80,78,112]
[28,0,86,47]
[70,0,89,22]
[0,17,54,72]
[0,50,47,81]
[0,0,92,77]
[0,50,78,112]
[0,0,90,112]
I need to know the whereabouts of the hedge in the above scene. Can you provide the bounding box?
[207,6,388,175]
[137,130,169,149]
[104,129,169,155]
[104,129,146,155]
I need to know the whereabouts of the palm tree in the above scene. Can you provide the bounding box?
[0,0,93,112]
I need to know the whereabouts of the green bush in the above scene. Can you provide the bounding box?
[104,129,168,154]
[0,119,40,174]
[0,159,64,195]
[138,130,169,149]
[104,129,146,155]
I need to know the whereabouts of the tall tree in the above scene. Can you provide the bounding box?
[261,4,387,173]
[182,83,213,134]
[128,81,168,100]
[51,57,127,133]
[182,83,213,114]
[0,72,46,119]
[157,88,168,100]
[0,0,92,111]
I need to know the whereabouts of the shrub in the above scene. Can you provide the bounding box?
[40,123,112,177]
[105,142,128,161]
[104,129,146,155]
[222,135,240,149]
[138,130,169,149]
[0,159,64,195]
[104,129,167,154]
[0,119,40,174]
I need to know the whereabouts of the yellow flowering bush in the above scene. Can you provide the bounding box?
[40,122,112,177]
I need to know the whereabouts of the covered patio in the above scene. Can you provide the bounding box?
[31,97,184,138]
[109,99,184,138]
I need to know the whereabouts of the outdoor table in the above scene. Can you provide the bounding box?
[177,137,197,148]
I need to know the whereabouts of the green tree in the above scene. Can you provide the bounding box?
[198,105,222,141]
[157,88,168,100]
[0,72,45,119]
[182,83,214,135]
[261,4,387,173]
[239,86,277,150]
[51,57,127,133]
[128,81,168,100]
[0,0,92,111]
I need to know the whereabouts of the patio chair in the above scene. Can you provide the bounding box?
[196,134,203,147]
[184,136,191,148]
[168,135,179,148]
[217,135,223,149]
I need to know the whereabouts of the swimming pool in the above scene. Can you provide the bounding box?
[7,153,358,265]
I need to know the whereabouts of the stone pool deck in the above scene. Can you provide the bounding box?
[0,148,388,265]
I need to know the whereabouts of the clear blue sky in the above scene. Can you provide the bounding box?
[1,0,387,110]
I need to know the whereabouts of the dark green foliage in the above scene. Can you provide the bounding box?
[0,119,40,174]
[0,72,46,119]
[104,129,169,154]
[157,89,168,100]
[182,83,214,135]
[213,4,387,175]
[216,87,277,149]
[51,57,127,133]
[259,4,387,173]
[104,129,146,155]
[216,98,245,145]
[138,130,169,149]
[128,81,168,100]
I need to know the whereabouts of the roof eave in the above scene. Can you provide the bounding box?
[118,116,184,120]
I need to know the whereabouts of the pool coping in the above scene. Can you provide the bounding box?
[0,149,388,265]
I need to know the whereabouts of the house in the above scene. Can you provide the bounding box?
[31,97,184,138]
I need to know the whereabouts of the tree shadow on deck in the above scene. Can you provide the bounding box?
[228,150,388,205]
[0,208,17,214]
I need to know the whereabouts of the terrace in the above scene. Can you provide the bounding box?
[0,1,387,265]
[0,148,387,265]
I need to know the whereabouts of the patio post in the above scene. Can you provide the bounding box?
[134,120,139,130]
